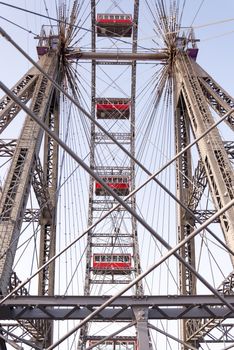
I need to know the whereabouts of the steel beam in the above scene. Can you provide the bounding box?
[148,323,198,350]
[0,140,16,157]
[0,54,57,295]
[176,52,234,265]
[1,294,234,306]
[85,322,137,350]
[175,49,234,347]
[0,68,38,134]
[193,61,234,131]
[1,294,234,320]
[66,50,168,61]
[133,307,151,350]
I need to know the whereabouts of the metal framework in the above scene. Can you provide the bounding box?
[78,1,145,348]
[1,294,234,320]
[0,1,233,350]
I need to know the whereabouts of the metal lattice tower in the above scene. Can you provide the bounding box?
[0,1,233,350]
[78,1,145,348]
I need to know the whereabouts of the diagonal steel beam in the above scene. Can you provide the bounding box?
[148,323,198,350]
[85,321,136,350]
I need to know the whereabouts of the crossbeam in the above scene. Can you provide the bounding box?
[1,295,234,321]
[66,49,168,61]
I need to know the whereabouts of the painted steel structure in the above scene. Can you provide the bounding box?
[78,1,144,348]
[0,1,233,350]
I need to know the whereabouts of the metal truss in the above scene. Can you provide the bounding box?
[187,270,234,343]
[0,43,60,346]
[0,68,39,134]
[175,51,234,348]
[194,210,220,223]
[0,139,16,157]
[7,273,47,343]
[193,62,234,131]
[177,52,234,258]
[200,324,234,343]
[0,69,232,350]
[224,141,234,160]
[1,295,234,320]
[0,54,57,295]
[79,0,145,347]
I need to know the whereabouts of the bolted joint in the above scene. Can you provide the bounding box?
[132,306,149,322]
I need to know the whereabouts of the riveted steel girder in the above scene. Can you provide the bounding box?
[1,295,234,320]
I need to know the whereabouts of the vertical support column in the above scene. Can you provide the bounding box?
[133,307,151,350]
[83,0,96,297]
[130,0,144,297]
[78,2,96,348]
[38,91,60,346]
[174,94,196,349]
[38,92,60,296]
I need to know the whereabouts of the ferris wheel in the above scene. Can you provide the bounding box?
[0,1,234,349]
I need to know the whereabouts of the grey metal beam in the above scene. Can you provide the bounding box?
[85,321,137,350]
[1,294,234,306]
[66,49,168,61]
[176,49,234,347]
[177,53,234,264]
[0,55,57,294]
[1,303,234,320]
[0,68,38,134]
[148,323,198,350]
[133,307,151,350]
[0,327,41,350]
[193,61,234,131]
[0,140,16,157]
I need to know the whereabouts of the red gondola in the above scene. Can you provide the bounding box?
[93,254,131,274]
[96,14,132,37]
[95,176,130,196]
[96,98,131,119]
